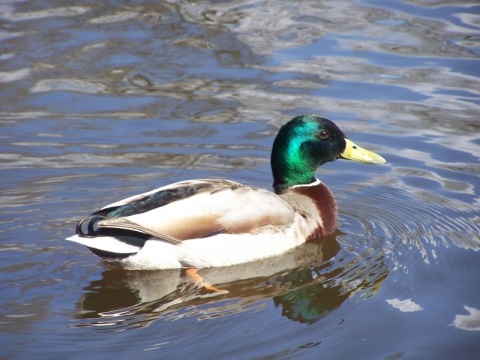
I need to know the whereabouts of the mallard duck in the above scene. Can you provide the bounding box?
[67,115,385,270]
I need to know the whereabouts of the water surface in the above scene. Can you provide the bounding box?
[1,1,479,359]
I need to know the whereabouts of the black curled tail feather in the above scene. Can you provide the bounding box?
[76,210,111,236]
[75,209,154,245]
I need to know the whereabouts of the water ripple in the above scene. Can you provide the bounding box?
[338,183,480,267]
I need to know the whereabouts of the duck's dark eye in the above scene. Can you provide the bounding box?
[318,130,330,139]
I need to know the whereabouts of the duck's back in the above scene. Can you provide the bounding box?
[74,179,296,243]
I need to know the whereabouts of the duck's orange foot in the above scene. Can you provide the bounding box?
[185,268,228,294]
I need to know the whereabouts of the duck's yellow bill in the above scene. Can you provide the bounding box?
[340,138,386,164]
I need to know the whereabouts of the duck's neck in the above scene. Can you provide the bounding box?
[272,175,318,194]
[271,151,318,194]
[287,178,322,189]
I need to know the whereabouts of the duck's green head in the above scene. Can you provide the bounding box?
[271,115,386,193]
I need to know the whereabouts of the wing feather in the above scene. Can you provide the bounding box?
[97,218,182,245]
[121,183,295,240]
[79,178,295,244]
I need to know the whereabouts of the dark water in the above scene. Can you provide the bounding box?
[1,1,479,359]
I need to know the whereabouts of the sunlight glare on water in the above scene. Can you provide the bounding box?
[1,0,479,359]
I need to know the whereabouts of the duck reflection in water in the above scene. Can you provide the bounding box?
[74,234,388,328]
